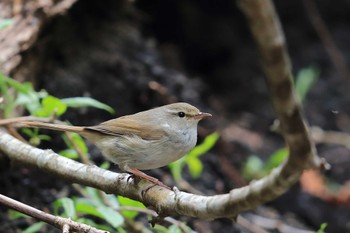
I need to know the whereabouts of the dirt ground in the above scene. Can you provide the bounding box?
[1,0,350,232]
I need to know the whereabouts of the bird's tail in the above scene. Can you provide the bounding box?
[16,121,85,133]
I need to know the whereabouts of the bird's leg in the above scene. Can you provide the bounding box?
[125,167,171,190]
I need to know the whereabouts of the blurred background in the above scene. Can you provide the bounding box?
[1,0,350,232]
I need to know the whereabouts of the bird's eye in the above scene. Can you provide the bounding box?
[178,112,186,118]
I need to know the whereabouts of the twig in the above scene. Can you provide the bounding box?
[241,213,315,233]
[0,116,56,126]
[62,224,70,233]
[237,215,270,233]
[64,131,92,165]
[311,126,350,148]
[0,116,93,164]
[0,194,108,233]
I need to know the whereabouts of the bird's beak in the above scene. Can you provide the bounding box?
[194,112,212,120]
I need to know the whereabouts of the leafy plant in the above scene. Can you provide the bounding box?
[21,222,46,233]
[317,223,327,233]
[11,186,189,232]
[169,132,219,183]
[117,196,145,219]
[243,148,288,180]
[0,73,113,149]
[0,73,114,118]
[295,66,319,104]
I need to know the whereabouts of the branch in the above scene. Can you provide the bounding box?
[238,0,324,170]
[0,120,323,221]
[0,194,108,233]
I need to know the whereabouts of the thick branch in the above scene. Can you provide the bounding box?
[0,125,320,220]
[239,0,323,171]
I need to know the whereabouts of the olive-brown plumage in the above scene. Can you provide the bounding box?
[9,103,211,187]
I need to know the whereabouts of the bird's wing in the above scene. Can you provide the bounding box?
[85,117,165,140]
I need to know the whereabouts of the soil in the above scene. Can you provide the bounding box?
[1,0,350,232]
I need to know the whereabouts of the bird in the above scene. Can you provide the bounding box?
[5,102,211,188]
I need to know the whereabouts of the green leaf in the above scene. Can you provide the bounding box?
[168,132,219,182]
[35,95,67,117]
[28,136,41,146]
[7,210,29,220]
[54,197,77,219]
[117,196,144,219]
[0,74,31,93]
[186,132,219,158]
[74,198,103,218]
[21,128,37,137]
[317,223,327,233]
[100,161,111,170]
[168,156,186,182]
[83,187,104,207]
[264,147,288,170]
[76,218,114,232]
[96,206,124,228]
[187,157,203,178]
[0,18,13,30]
[169,225,182,233]
[15,83,45,115]
[62,97,115,114]
[22,222,45,233]
[62,133,88,154]
[104,194,120,209]
[59,148,79,159]
[153,224,169,233]
[37,134,51,141]
[243,155,264,180]
[295,66,319,103]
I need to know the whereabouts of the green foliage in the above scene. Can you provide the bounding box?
[243,155,264,180]
[0,72,113,154]
[8,209,29,219]
[59,133,88,159]
[243,148,288,180]
[35,95,67,117]
[99,161,111,170]
[61,97,115,114]
[54,188,124,229]
[169,132,219,183]
[264,147,288,170]
[117,196,145,219]
[21,128,52,146]
[54,197,77,219]
[0,73,113,118]
[0,18,13,30]
[295,66,319,103]
[51,187,189,231]
[317,223,327,233]
[9,209,46,232]
[21,222,46,233]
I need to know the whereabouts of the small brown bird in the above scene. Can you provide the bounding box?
[7,102,211,187]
